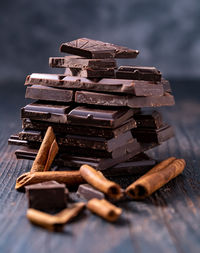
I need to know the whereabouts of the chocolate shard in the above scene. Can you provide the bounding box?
[64,67,115,78]
[116,66,161,82]
[25,85,74,102]
[132,124,174,143]
[75,91,175,108]
[49,56,117,69]
[68,106,138,128]
[60,38,139,59]
[22,117,136,138]
[77,184,105,201]
[25,181,67,212]
[134,110,163,129]
[19,130,135,152]
[21,102,73,124]
[25,73,165,96]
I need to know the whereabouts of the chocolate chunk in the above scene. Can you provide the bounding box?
[25,85,74,102]
[22,117,136,138]
[60,38,139,59]
[134,110,163,129]
[75,91,175,108]
[77,184,105,200]
[116,66,161,82]
[8,134,28,146]
[64,67,115,78]
[162,79,172,93]
[25,181,68,212]
[19,130,135,152]
[68,106,138,128]
[21,102,73,124]
[103,153,156,176]
[132,124,174,143]
[25,74,165,96]
[49,56,117,69]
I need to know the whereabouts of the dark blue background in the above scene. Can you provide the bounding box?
[1,0,200,83]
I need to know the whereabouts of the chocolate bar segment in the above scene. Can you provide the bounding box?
[22,118,136,138]
[25,181,67,212]
[68,106,138,128]
[25,85,74,102]
[49,56,117,69]
[60,38,139,59]
[77,184,105,200]
[134,110,163,129]
[116,66,161,82]
[64,68,115,78]
[132,124,174,143]
[75,91,175,108]
[26,74,165,96]
[21,102,73,124]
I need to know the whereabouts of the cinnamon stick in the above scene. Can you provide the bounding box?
[26,202,85,231]
[80,164,122,200]
[87,198,122,222]
[126,158,186,199]
[31,126,59,172]
[16,171,85,190]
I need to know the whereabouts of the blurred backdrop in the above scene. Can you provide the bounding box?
[1,0,200,84]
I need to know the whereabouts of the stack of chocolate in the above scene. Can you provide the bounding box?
[9,38,175,175]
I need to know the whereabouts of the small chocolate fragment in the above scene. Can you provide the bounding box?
[116,66,161,82]
[75,91,175,108]
[25,181,67,212]
[132,124,174,143]
[64,67,115,78]
[49,56,117,69]
[25,85,74,102]
[77,184,105,200]
[60,38,139,58]
[134,110,163,129]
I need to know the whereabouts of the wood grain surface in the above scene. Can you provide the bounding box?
[0,81,200,253]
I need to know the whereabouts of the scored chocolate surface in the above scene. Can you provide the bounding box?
[60,38,139,59]
[25,181,67,212]
[49,56,117,69]
[64,67,115,78]
[116,66,161,82]
[75,91,175,108]
[25,73,166,96]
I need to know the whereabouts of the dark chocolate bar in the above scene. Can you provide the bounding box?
[25,181,67,212]
[60,38,139,59]
[19,130,135,152]
[64,67,115,78]
[116,66,161,82]
[49,56,117,69]
[132,124,174,143]
[21,102,73,124]
[25,85,74,102]
[67,106,138,128]
[25,74,164,96]
[134,110,163,129]
[22,118,136,138]
[75,91,175,108]
[77,184,105,201]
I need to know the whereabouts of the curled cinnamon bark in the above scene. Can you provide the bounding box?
[31,126,59,172]
[87,198,122,222]
[16,171,85,190]
[80,164,122,200]
[126,158,186,199]
[27,202,85,231]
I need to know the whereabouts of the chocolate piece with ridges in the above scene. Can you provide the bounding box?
[116,66,161,82]
[64,67,115,78]
[25,181,67,212]
[134,110,163,129]
[75,91,175,108]
[25,85,74,102]
[60,38,139,58]
[49,56,117,69]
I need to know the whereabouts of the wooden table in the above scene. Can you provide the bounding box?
[0,81,200,253]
